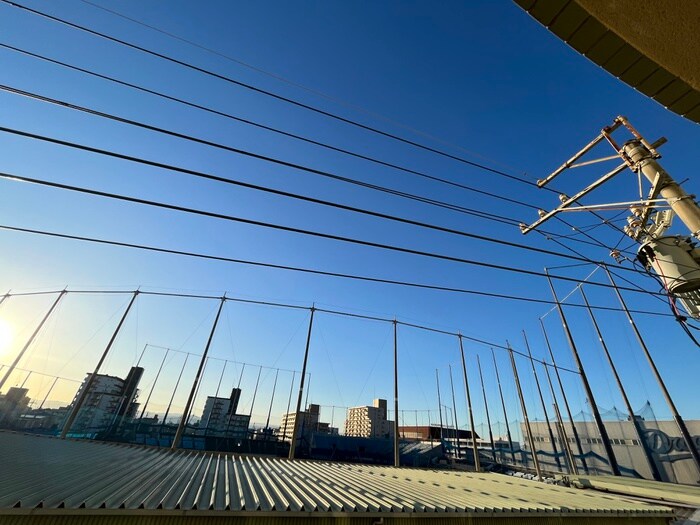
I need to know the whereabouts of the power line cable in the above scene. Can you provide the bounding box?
[0,45,539,214]
[0,223,674,319]
[0,0,553,193]
[0,43,641,257]
[0,125,650,280]
[75,0,522,174]
[0,169,664,296]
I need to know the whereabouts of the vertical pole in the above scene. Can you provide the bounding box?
[248,365,263,417]
[265,368,279,431]
[540,318,589,473]
[580,285,662,480]
[0,290,66,392]
[477,355,497,462]
[523,331,562,471]
[543,361,578,475]
[448,364,461,459]
[458,335,481,471]
[137,348,169,433]
[172,297,226,449]
[60,291,137,439]
[159,353,189,435]
[393,319,400,467]
[282,371,295,442]
[604,267,700,475]
[492,349,516,463]
[546,270,621,476]
[435,369,445,454]
[0,291,10,309]
[289,306,315,460]
[236,363,246,389]
[38,376,59,410]
[508,343,542,480]
[135,343,149,367]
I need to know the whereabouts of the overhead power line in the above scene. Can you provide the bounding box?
[0,43,537,215]
[0,43,640,258]
[0,223,672,319]
[1,0,550,193]
[0,168,665,297]
[0,124,651,280]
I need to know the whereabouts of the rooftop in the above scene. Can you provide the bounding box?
[0,431,674,522]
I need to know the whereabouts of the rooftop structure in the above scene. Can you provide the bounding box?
[0,431,675,523]
[516,0,700,123]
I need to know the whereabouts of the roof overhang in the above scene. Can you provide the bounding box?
[515,0,700,124]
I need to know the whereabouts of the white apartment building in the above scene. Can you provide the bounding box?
[199,387,250,438]
[344,398,394,439]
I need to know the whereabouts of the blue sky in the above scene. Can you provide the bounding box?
[0,0,699,442]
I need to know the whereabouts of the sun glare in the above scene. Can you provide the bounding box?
[0,318,13,356]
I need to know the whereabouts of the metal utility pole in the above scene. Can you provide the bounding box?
[458,335,481,471]
[436,369,445,454]
[540,318,589,474]
[622,136,700,237]
[265,368,279,431]
[159,353,189,435]
[137,348,169,432]
[477,355,497,462]
[508,343,542,480]
[448,364,461,459]
[248,366,263,417]
[579,285,662,481]
[523,331,562,471]
[605,267,700,475]
[0,290,66,392]
[282,371,295,443]
[172,297,225,449]
[491,349,516,463]
[289,306,315,460]
[60,291,138,439]
[546,271,621,476]
[38,376,59,411]
[393,320,400,467]
[542,362,578,475]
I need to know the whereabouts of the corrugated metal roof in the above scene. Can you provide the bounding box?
[0,431,674,518]
[571,475,700,507]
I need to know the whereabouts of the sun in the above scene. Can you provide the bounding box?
[0,318,13,356]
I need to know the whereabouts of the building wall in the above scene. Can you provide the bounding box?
[344,399,394,439]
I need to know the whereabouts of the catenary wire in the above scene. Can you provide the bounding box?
[75,0,523,174]
[0,44,539,214]
[0,223,673,320]
[0,125,649,279]
[0,0,556,193]
[0,169,665,296]
[0,43,641,257]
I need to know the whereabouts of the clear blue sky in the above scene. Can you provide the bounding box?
[0,0,699,439]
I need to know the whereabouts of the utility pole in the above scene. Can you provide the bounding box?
[542,362,577,475]
[477,355,497,462]
[289,306,315,460]
[436,368,445,455]
[579,285,662,481]
[508,343,542,480]
[172,297,226,449]
[393,319,400,467]
[491,349,516,463]
[540,318,589,474]
[60,291,138,439]
[523,331,562,471]
[605,267,700,476]
[448,364,461,459]
[458,335,481,472]
[265,368,279,431]
[0,290,66,392]
[546,271,621,476]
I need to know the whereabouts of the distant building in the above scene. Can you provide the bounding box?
[66,366,143,436]
[0,387,30,426]
[279,404,332,442]
[345,399,394,439]
[199,387,250,438]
